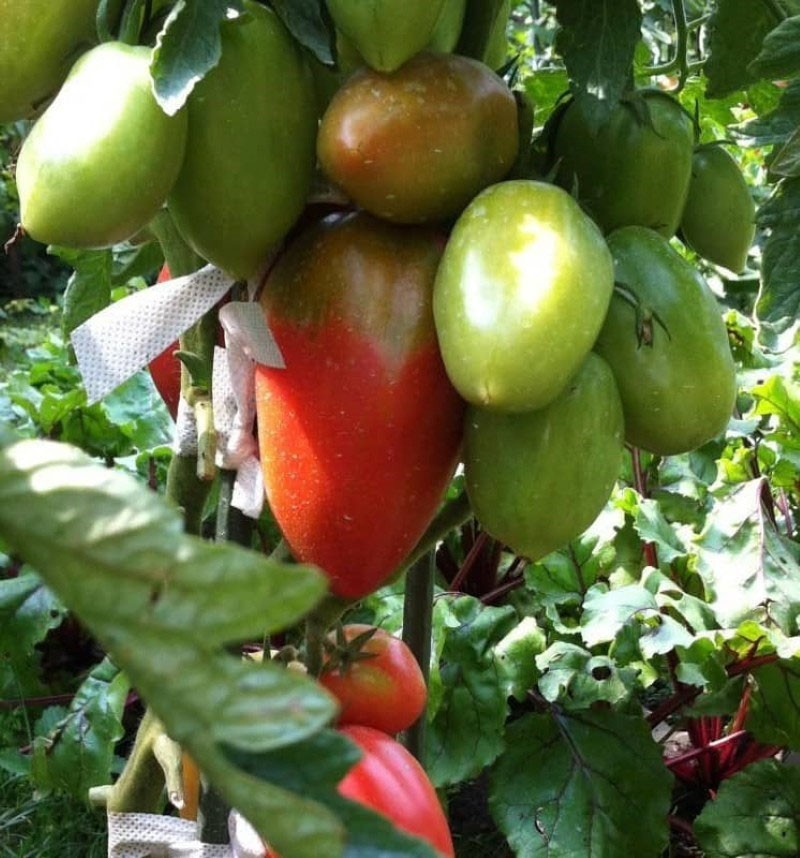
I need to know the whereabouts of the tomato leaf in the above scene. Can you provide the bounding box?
[704,0,780,98]
[749,15,800,80]
[150,0,244,116]
[269,0,334,66]
[747,660,800,748]
[29,657,129,797]
[0,438,347,858]
[489,710,672,858]
[694,759,800,857]
[734,80,800,148]
[771,126,800,178]
[425,595,516,787]
[52,247,112,339]
[554,0,641,132]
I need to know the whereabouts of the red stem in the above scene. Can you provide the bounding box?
[450,530,490,592]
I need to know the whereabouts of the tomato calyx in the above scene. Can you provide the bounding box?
[612,281,672,349]
[321,624,380,676]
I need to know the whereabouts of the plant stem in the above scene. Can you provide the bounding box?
[401,550,435,764]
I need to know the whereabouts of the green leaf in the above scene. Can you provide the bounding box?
[632,497,691,564]
[580,583,658,648]
[747,659,800,748]
[270,0,334,66]
[694,759,800,857]
[704,0,781,98]
[52,248,113,339]
[749,16,800,80]
[0,438,346,858]
[734,80,800,148]
[150,0,244,116]
[554,0,642,131]
[425,595,516,787]
[696,478,800,633]
[30,658,129,797]
[495,616,546,702]
[489,710,672,857]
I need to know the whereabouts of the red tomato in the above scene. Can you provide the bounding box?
[147,265,182,420]
[319,625,426,735]
[254,212,465,600]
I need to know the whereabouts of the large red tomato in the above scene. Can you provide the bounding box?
[319,625,427,735]
[254,212,464,600]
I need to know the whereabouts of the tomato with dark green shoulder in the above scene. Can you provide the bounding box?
[255,212,464,600]
[593,226,737,455]
[464,353,624,561]
[318,52,518,224]
[433,180,614,412]
[680,143,755,273]
[319,625,426,735]
[552,90,695,237]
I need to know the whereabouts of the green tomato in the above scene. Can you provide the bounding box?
[0,0,98,123]
[427,0,467,54]
[680,144,755,274]
[465,353,624,561]
[594,226,737,456]
[326,0,446,73]
[433,180,614,412]
[552,90,695,237]
[482,0,510,70]
[168,1,317,280]
[16,42,187,248]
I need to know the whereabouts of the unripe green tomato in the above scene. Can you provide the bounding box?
[680,144,755,273]
[594,226,737,456]
[482,0,511,69]
[16,42,187,248]
[326,0,446,73]
[168,1,317,280]
[427,0,468,53]
[0,0,98,123]
[318,52,518,224]
[553,90,695,237]
[433,180,614,412]
[465,353,624,561]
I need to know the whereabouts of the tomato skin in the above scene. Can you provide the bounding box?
[433,180,613,413]
[0,0,98,123]
[553,90,695,237]
[317,52,518,224]
[680,144,755,273]
[255,213,464,600]
[593,226,737,456]
[319,625,426,735]
[464,353,624,561]
[326,0,446,73]
[168,1,317,279]
[17,43,187,248]
[338,726,455,858]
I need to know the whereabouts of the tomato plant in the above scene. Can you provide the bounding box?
[319,625,427,735]
[318,51,518,224]
[255,211,464,600]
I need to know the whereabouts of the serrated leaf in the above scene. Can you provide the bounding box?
[425,595,516,787]
[747,660,800,748]
[0,438,347,858]
[270,0,334,65]
[734,80,800,148]
[705,0,781,98]
[772,126,800,178]
[489,710,672,857]
[51,248,113,339]
[150,0,244,116]
[694,759,800,857]
[30,658,129,796]
[581,583,658,648]
[554,0,641,131]
[749,16,800,80]
[696,478,800,632]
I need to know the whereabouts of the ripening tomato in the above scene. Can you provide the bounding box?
[317,52,518,224]
[433,180,614,412]
[326,0,446,72]
[168,1,317,279]
[319,625,427,735]
[254,212,464,600]
[552,90,695,237]
[0,0,98,123]
[17,42,187,248]
[593,226,737,455]
[464,353,624,561]
[680,144,755,273]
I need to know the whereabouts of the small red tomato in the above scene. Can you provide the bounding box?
[147,265,182,420]
[320,624,426,735]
